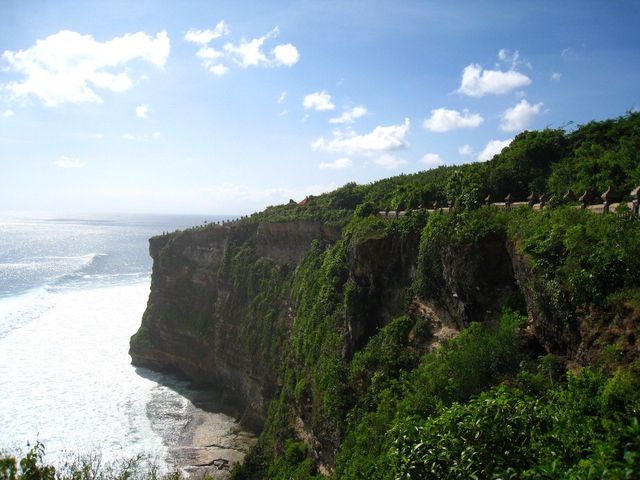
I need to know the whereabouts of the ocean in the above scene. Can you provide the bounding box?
[0,213,245,470]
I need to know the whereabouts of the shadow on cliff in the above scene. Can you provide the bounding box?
[133,366,258,432]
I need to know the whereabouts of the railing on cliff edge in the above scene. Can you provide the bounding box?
[158,185,640,236]
[376,185,640,220]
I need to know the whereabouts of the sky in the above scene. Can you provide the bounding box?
[1,0,639,215]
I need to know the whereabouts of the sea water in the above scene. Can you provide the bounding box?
[0,214,233,467]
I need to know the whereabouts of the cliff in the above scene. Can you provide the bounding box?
[130,220,342,430]
[130,207,639,478]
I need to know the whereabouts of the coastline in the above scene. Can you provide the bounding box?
[167,401,256,478]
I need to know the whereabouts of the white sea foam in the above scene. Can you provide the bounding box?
[0,281,177,464]
[0,214,241,470]
[0,288,53,339]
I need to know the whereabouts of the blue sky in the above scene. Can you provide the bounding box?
[1,0,639,215]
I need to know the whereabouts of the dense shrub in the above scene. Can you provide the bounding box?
[509,206,640,309]
[390,364,640,479]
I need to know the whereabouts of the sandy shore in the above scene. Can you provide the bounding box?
[165,400,257,479]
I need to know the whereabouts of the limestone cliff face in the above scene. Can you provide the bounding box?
[130,215,633,470]
[508,241,640,365]
[345,231,421,354]
[437,232,519,329]
[130,220,341,430]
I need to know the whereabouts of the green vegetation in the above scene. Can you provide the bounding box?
[0,443,186,480]
[253,112,639,220]
[229,112,640,479]
[508,206,640,310]
[391,365,640,479]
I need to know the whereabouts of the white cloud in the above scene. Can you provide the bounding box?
[272,43,299,66]
[196,47,225,60]
[500,99,543,132]
[55,156,85,168]
[277,91,287,104]
[135,104,149,119]
[122,133,135,140]
[457,64,531,97]
[497,49,531,69]
[2,30,170,106]
[498,48,510,62]
[312,118,410,156]
[458,144,473,156]
[374,154,407,170]
[423,107,483,132]
[277,109,288,117]
[184,21,230,45]
[319,157,353,169]
[2,109,15,118]
[224,27,279,68]
[477,139,512,162]
[420,153,443,168]
[329,106,368,124]
[303,90,335,111]
[208,64,229,76]
[419,153,444,168]
[551,72,562,81]
[187,23,299,75]
[561,47,574,57]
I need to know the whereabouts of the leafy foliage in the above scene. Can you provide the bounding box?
[508,206,640,309]
[0,443,185,480]
[390,363,640,479]
[247,112,640,225]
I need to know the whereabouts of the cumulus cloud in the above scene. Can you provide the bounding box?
[477,139,512,162]
[208,64,229,76]
[423,107,483,132]
[551,72,562,81]
[457,64,531,97]
[319,157,353,169]
[458,144,473,156]
[196,47,225,60]
[303,91,335,111]
[2,109,15,118]
[500,99,543,132]
[2,30,170,106]
[374,154,408,170]
[55,156,85,168]
[186,22,299,75]
[277,91,287,104]
[272,43,299,66]
[420,153,444,168]
[224,27,279,67]
[312,118,410,156]
[135,104,149,119]
[184,21,230,45]
[329,106,368,124]
[122,133,135,140]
